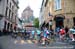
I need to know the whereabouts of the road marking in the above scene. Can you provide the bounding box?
[39,46,73,49]
[20,40,26,44]
[14,39,33,45]
[27,40,33,44]
[14,39,27,44]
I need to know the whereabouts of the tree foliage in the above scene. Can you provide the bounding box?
[33,18,39,28]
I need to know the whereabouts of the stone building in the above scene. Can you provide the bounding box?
[16,17,22,32]
[21,6,34,31]
[0,0,19,33]
[50,0,75,29]
[40,0,75,29]
[39,0,53,29]
[39,0,46,26]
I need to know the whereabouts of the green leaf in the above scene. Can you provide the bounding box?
[33,18,39,28]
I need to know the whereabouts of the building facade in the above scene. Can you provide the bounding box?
[40,0,75,29]
[39,0,46,26]
[16,17,22,32]
[21,6,34,31]
[39,0,53,29]
[0,0,19,33]
[52,0,75,29]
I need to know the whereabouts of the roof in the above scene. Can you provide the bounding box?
[23,6,33,12]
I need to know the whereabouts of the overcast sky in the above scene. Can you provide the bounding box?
[18,0,43,18]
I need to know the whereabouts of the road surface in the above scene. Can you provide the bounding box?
[0,35,75,49]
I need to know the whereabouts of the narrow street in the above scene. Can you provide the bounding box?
[0,35,75,49]
[0,0,75,49]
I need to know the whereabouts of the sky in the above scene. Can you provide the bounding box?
[18,0,43,18]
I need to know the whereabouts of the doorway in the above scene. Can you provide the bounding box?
[55,17,64,28]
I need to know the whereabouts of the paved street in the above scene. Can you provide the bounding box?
[0,35,75,49]
[1,0,75,49]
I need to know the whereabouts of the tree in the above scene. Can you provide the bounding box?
[33,18,39,28]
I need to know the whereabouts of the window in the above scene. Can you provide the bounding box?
[10,12,12,20]
[11,13,13,20]
[7,0,8,4]
[10,2,11,8]
[4,21,7,30]
[5,7,8,17]
[45,0,48,7]
[12,6,14,11]
[7,23,10,30]
[54,0,61,10]
[9,9,11,19]
[10,24,12,30]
